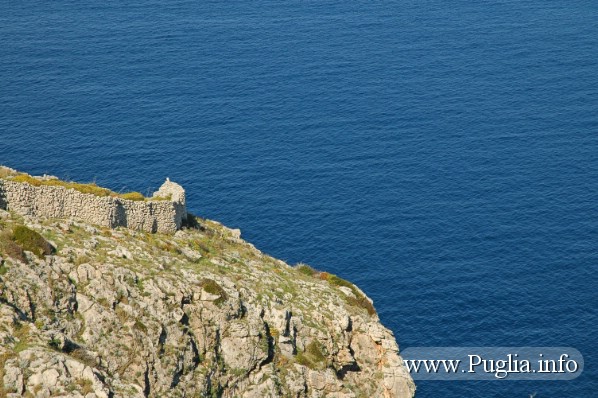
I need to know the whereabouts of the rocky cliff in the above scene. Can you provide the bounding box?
[0,208,415,397]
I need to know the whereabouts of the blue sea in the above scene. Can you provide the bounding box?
[1,1,597,396]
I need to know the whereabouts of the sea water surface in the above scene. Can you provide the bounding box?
[1,1,597,396]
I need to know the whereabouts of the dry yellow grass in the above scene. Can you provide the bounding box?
[6,174,161,202]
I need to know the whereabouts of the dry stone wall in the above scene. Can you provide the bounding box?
[0,178,186,234]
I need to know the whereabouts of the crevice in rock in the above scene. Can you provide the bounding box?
[68,296,78,314]
[260,322,275,367]
[170,330,202,389]
[205,374,224,398]
[237,300,247,319]
[0,297,31,322]
[177,313,202,372]
[346,316,353,332]
[71,293,78,313]
[181,294,192,308]
[189,336,201,368]
[291,326,298,355]
[26,290,36,321]
[143,363,151,398]
[61,339,82,354]
[60,340,99,370]
[283,310,292,337]
[213,328,223,369]
[170,356,184,389]
[336,362,361,380]
[336,344,361,379]
[93,371,107,384]
[179,313,190,327]
[158,325,167,357]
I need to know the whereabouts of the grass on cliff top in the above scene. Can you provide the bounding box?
[295,263,377,316]
[172,217,377,317]
[6,173,163,202]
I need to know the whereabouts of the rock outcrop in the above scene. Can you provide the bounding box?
[0,208,415,397]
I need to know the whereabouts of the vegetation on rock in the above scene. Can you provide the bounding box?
[295,265,377,316]
[12,225,54,258]
[0,210,414,398]
[4,172,161,202]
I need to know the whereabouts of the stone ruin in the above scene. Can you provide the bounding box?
[0,169,187,234]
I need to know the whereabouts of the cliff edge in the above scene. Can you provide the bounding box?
[0,178,415,398]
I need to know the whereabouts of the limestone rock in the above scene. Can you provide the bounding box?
[0,209,415,397]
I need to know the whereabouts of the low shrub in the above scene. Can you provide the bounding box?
[345,294,376,316]
[328,274,377,316]
[77,378,94,395]
[0,231,27,263]
[295,263,317,277]
[182,213,203,230]
[295,340,327,370]
[199,278,227,305]
[12,225,54,258]
[68,348,97,369]
[67,378,93,395]
[304,267,377,316]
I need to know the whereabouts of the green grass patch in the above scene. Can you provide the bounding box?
[12,225,54,258]
[297,270,377,316]
[0,351,17,396]
[10,174,115,196]
[68,348,97,369]
[0,231,26,263]
[77,378,94,395]
[134,319,148,333]
[322,273,377,315]
[345,294,376,316]
[295,340,327,370]
[13,322,31,353]
[295,263,317,277]
[120,191,145,201]
[151,194,172,201]
[198,278,227,305]
[66,378,93,395]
